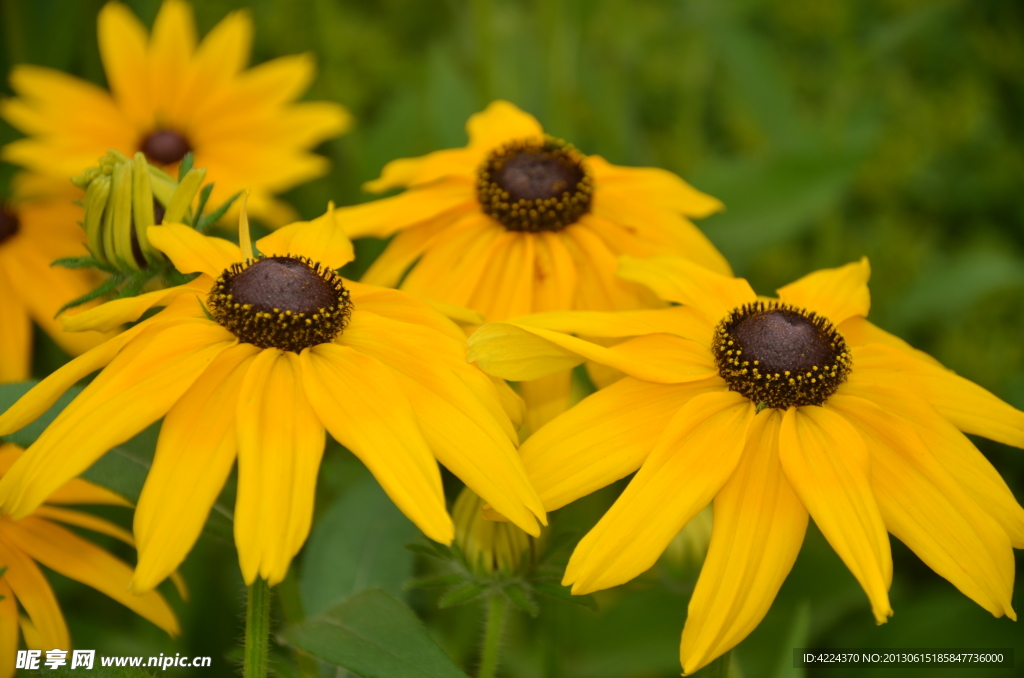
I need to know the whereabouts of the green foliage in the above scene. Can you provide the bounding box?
[279,589,469,678]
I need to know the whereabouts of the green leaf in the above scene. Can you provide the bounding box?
[437,582,487,608]
[0,381,81,448]
[196,190,241,233]
[299,472,417,616]
[404,573,466,590]
[533,582,598,612]
[177,152,194,181]
[279,589,469,678]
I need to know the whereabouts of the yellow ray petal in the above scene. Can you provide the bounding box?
[680,410,808,674]
[532,232,578,313]
[837,316,942,366]
[522,376,726,511]
[777,258,871,326]
[346,281,466,343]
[466,100,544,150]
[519,371,574,435]
[0,579,18,678]
[191,7,251,79]
[565,391,754,594]
[148,0,195,116]
[336,179,476,238]
[514,306,714,346]
[0,320,235,519]
[0,538,69,650]
[364,150,480,193]
[468,322,715,383]
[133,343,259,592]
[360,207,476,287]
[0,271,30,383]
[46,478,131,507]
[3,517,179,634]
[563,225,652,311]
[588,155,724,218]
[300,344,452,543]
[340,319,544,535]
[778,406,892,623]
[466,232,535,321]
[617,255,756,322]
[852,343,1024,449]
[61,276,210,333]
[490,375,525,429]
[839,379,1024,548]
[148,225,241,278]
[830,395,1015,619]
[255,205,354,270]
[234,350,324,585]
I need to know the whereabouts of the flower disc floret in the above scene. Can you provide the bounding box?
[712,301,851,409]
[477,136,593,232]
[208,255,352,352]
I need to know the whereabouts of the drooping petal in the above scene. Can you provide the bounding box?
[466,100,544,150]
[363,150,480,193]
[519,372,573,435]
[839,379,1024,548]
[3,517,179,635]
[346,281,466,343]
[852,343,1024,449]
[468,322,715,383]
[532,232,578,312]
[300,344,452,543]
[336,179,476,238]
[0,579,18,678]
[0,320,235,519]
[565,391,754,594]
[234,350,324,586]
[147,224,241,278]
[359,207,476,287]
[513,306,714,347]
[837,316,942,366]
[0,538,69,650]
[588,155,724,218]
[60,275,210,333]
[133,343,259,591]
[680,410,808,674]
[466,232,535,321]
[45,479,131,507]
[777,258,870,326]
[617,255,756,322]
[256,205,354,270]
[522,376,727,511]
[778,406,893,623]
[830,394,1016,619]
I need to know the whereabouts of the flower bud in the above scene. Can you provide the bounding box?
[453,487,541,577]
[72,150,206,270]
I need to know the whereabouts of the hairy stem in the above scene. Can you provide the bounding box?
[243,578,271,678]
[477,593,509,678]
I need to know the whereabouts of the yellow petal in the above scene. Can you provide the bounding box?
[96,1,151,128]
[256,205,354,270]
[563,225,653,311]
[45,478,131,507]
[466,100,544,150]
[364,150,480,193]
[777,258,871,326]
[61,276,210,333]
[3,517,179,635]
[340,315,544,534]
[0,320,235,519]
[0,270,30,383]
[617,255,755,322]
[466,232,536,321]
[0,579,18,677]
[830,394,1015,619]
[300,344,452,543]
[837,316,943,366]
[0,537,69,650]
[778,406,892,623]
[522,376,727,511]
[852,343,1024,449]
[346,280,466,343]
[532,232,578,312]
[515,306,714,346]
[235,350,325,586]
[468,322,715,383]
[148,224,241,278]
[133,343,259,592]
[839,379,1024,549]
[336,179,476,238]
[680,410,808,674]
[589,156,724,217]
[519,371,574,436]
[148,0,195,116]
[360,207,476,288]
[565,390,754,594]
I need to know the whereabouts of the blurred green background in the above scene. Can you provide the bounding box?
[2,0,1023,676]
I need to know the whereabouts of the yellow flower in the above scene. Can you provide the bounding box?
[0,174,116,383]
[336,100,727,429]
[0,0,350,227]
[0,207,545,592]
[468,256,1024,674]
[0,443,178,676]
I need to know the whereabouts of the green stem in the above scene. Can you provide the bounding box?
[477,593,509,678]
[243,578,271,678]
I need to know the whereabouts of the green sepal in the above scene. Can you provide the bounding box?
[437,582,488,608]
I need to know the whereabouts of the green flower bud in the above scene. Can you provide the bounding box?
[72,150,207,270]
[453,488,541,577]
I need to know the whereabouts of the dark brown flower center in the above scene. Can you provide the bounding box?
[712,302,851,409]
[140,130,191,165]
[0,206,19,245]
[477,136,593,232]
[208,256,352,352]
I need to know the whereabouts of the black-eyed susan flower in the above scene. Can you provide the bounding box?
[0,205,545,592]
[336,100,728,428]
[468,256,1024,674]
[0,0,350,227]
[0,174,116,383]
[0,443,178,675]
